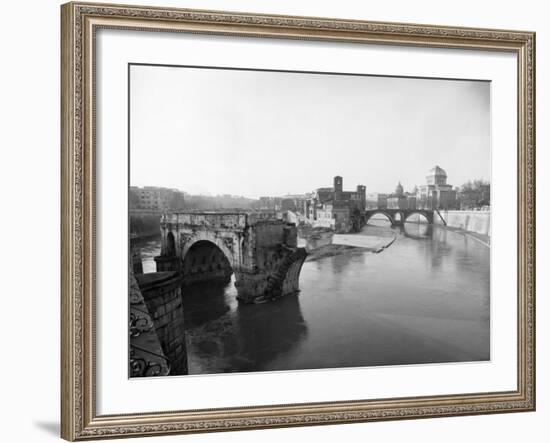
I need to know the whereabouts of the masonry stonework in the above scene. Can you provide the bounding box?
[135,271,188,375]
[156,212,308,304]
[434,210,491,236]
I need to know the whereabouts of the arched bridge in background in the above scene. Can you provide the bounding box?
[155,212,308,304]
[364,209,435,227]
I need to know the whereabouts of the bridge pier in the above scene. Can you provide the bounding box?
[234,271,270,303]
[393,214,404,227]
[154,255,181,273]
[234,246,308,303]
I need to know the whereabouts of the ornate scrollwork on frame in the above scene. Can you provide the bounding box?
[62,3,535,440]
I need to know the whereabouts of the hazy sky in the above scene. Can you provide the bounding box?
[130,65,490,198]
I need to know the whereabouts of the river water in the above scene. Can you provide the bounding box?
[138,219,490,375]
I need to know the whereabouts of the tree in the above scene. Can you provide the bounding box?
[459,179,490,209]
[461,179,489,193]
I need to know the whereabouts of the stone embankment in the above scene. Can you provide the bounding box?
[434,210,490,236]
[298,210,491,261]
[432,210,491,246]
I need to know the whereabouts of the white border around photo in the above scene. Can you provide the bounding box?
[95,28,517,416]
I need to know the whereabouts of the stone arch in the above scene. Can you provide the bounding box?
[179,231,239,267]
[404,210,432,224]
[281,249,308,295]
[365,210,394,225]
[250,248,308,303]
[180,239,234,286]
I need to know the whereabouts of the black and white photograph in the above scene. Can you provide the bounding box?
[1,0,544,440]
[128,64,491,377]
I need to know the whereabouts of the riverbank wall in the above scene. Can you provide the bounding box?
[434,210,491,237]
[136,271,188,375]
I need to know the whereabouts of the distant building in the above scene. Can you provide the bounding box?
[406,195,417,210]
[387,181,408,209]
[387,197,407,209]
[395,181,404,197]
[365,193,378,209]
[365,193,389,209]
[130,186,185,212]
[304,176,366,232]
[314,176,366,207]
[416,166,458,210]
[257,194,309,212]
[258,196,283,211]
[316,202,356,232]
[280,194,309,212]
[376,194,388,209]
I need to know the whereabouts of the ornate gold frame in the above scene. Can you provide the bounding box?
[61,2,536,440]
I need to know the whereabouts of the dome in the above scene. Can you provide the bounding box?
[426,165,449,186]
[395,182,404,196]
[428,165,447,177]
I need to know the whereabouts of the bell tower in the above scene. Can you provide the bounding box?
[334,176,343,200]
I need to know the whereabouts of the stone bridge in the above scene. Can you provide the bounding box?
[155,212,308,304]
[364,209,434,227]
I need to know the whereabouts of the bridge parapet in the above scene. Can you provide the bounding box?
[161,212,248,230]
[161,211,284,230]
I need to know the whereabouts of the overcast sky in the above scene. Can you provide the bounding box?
[130,65,490,198]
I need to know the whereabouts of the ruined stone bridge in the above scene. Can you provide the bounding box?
[364,209,435,227]
[155,212,308,304]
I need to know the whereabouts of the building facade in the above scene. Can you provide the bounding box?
[416,166,458,210]
[387,182,408,209]
[258,196,283,211]
[280,194,309,212]
[304,176,366,232]
[130,186,185,212]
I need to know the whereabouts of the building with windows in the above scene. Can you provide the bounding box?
[376,193,389,209]
[280,194,309,212]
[258,196,283,211]
[304,176,366,232]
[129,186,185,212]
[387,182,408,209]
[406,195,417,210]
[416,166,458,210]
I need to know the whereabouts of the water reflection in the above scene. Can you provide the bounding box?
[403,222,432,239]
[134,238,161,273]
[182,280,232,328]
[137,221,490,374]
[234,294,307,372]
[183,277,308,374]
